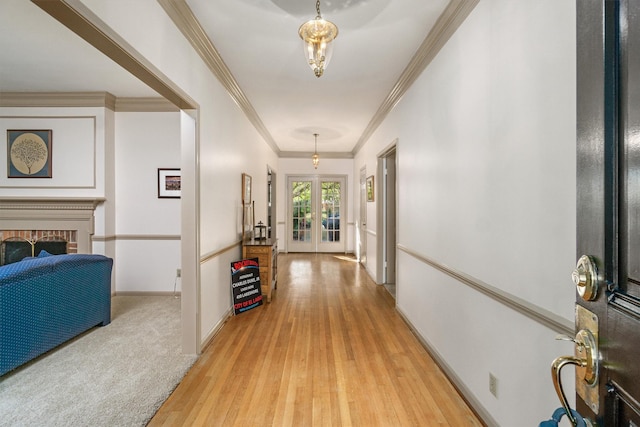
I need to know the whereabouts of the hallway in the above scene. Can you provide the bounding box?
[150,253,483,426]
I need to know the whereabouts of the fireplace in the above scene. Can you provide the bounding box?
[0,230,76,265]
[0,197,102,266]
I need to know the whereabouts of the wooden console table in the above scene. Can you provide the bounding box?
[242,239,277,302]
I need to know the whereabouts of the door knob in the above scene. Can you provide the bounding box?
[555,330,598,385]
[551,329,599,426]
[572,255,599,301]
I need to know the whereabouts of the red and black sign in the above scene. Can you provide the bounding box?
[230,258,263,315]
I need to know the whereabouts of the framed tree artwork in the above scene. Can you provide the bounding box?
[7,130,52,178]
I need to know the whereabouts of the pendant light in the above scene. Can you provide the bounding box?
[312,133,320,169]
[298,0,338,78]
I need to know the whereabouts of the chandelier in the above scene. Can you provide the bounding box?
[298,0,338,78]
[312,133,320,169]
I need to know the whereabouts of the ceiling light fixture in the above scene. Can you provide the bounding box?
[298,0,338,78]
[312,133,320,169]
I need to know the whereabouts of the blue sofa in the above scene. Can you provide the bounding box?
[0,253,113,376]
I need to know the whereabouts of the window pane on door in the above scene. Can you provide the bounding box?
[292,181,312,242]
[321,181,341,242]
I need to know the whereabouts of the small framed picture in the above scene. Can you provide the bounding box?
[366,175,375,202]
[242,173,252,205]
[7,129,52,178]
[158,168,181,198]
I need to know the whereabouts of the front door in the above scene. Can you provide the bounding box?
[287,175,345,253]
[576,1,640,425]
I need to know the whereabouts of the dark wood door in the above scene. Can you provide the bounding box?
[577,1,640,425]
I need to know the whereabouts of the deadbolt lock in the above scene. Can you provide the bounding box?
[572,255,599,301]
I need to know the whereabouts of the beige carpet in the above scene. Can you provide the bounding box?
[0,295,197,427]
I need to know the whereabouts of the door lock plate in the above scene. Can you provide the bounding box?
[576,305,599,414]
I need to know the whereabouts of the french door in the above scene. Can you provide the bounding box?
[287,175,345,253]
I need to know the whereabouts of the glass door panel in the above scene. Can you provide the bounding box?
[321,181,341,243]
[318,178,344,252]
[288,175,346,253]
[291,180,312,244]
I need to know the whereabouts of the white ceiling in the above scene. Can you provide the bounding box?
[0,1,158,98]
[0,0,452,155]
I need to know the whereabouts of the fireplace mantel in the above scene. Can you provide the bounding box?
[0,197,104,210]
[0,197,105,254]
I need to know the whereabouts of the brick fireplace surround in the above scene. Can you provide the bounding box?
[1,229,77,251]
[0,198,103,257]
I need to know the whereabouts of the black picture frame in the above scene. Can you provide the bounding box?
[158,168,181,198]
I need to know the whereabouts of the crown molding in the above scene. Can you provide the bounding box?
[159,0,478,157]
[279,151,354,160]
[352,0,480,155]
[23,0,478,156]
[0,92,116,109]
[158,0,281,155]
[115,97,180,112]
[0,92,180,112]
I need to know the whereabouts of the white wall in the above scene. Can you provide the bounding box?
[0,106,185,296]
[0,105,111,248]
[277,157,355,254]
[114,111,182,293]
[81,0,279,350]
[0,105,121,289]
[0,107,106,198]
[197,93,278,342]
[354,1,577,425]
[11,1,578,422]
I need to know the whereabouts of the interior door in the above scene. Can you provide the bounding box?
[359,167,367,263]
[575,1,640,425]
[287,175,345,253]
[383,149,396,286]
[267,167,276,240]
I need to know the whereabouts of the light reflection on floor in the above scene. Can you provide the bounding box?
[284,253,397,300]
[332,254,358,262]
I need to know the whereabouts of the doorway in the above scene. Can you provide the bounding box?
[358,167,367,264]
[287,175,346,253]
[267,167,276,241]
[378,145,397,297]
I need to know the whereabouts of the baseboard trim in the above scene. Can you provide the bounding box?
[200,308,233,351]
[114,291,180,296]
[396,306,496,427]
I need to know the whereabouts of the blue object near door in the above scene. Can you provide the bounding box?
[539,407,587,427]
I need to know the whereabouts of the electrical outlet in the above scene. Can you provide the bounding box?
[176,268,181,278]
[489,373,498,398]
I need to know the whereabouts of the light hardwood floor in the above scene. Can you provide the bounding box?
[149,253,483,426]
